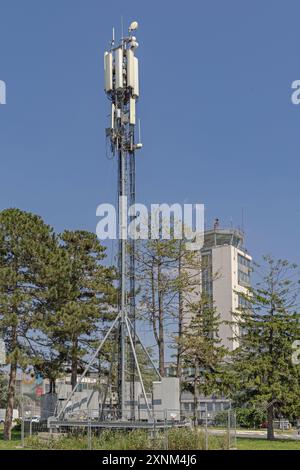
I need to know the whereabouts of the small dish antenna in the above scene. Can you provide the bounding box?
[129,21,139,32]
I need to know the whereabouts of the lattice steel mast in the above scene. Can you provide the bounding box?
[104,21,142,419]
[54,22,162,424]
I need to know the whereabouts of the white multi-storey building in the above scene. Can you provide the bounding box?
[183,224,251,351]
[198,225,252,351]
[170,225,252,418]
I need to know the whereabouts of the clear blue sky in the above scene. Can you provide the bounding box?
[1,0,300,266]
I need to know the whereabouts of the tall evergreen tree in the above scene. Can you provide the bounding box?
[229,256,300,439]
[46,230,117,389]
[178,294,227,421]
[0,372,8,408]
[0,209,58,440]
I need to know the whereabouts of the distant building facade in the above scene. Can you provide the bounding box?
[172,224,252,417]
[184,224,252,351]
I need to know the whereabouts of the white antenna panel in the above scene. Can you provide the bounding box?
[129,98,136,125]
[104,52,113,92]
[133,57,139,97]
[111,103,115,129]
[126,49,135,89]
[115,47,124,89]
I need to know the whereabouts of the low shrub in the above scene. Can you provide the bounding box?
[24,427,229,450]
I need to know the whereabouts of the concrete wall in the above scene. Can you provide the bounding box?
[212,245,234,350]
[182,242,252,351]
[212,245,251,350]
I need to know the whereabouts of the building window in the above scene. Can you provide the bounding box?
[214,403,222,412]
[238,254,251,269]
[238,294,251,309]
[202,253,213,298]
[153,399,162,406]
[238,254,251,285]
[207,402,213,412]
[238,269,251,286]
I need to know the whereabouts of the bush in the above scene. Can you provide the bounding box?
[94,430,150,450]
[235,408,265,429]
[167,428,199,450]
[213,411,229,427]
[214,408,265,429]
[12,418,22,432]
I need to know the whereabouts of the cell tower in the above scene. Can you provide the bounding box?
[48,22,182,430]
[104,20,143,419]
[54,22,160,425]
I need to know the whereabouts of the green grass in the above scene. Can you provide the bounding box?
[0,427,22,450]
[1,426,300,450]
[237,438,300,450]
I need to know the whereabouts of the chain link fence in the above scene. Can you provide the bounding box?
[20,404,236,450]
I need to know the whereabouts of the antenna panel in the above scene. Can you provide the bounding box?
[129,98,136,125]
[115,47,124,89]
[133,57,139,97]
[104,52,113,92]
[126,49,135,89]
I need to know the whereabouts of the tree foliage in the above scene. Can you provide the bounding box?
[179,294,227,415]
[0,208,59,439]
[227,256,300,439]
[0,210,117,439]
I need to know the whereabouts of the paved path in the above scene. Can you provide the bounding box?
[210,428,300,440]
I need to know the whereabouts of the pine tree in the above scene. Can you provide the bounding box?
[0,208,58,440]
[45,230,117,389]
[0,372,8,408]
[229,256,300,439]
[178,294,227,422]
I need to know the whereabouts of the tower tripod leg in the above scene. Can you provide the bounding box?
[100,331,118,421]
[57,311,122,420]
[124,314,152,418]
[127,316,162,381]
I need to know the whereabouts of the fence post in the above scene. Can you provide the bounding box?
[21,401,25,448]
[164,410,168,450]
[205,403,208,450]
[227,409,231,449]
[234,411,237,449]
[87,409,92,450]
